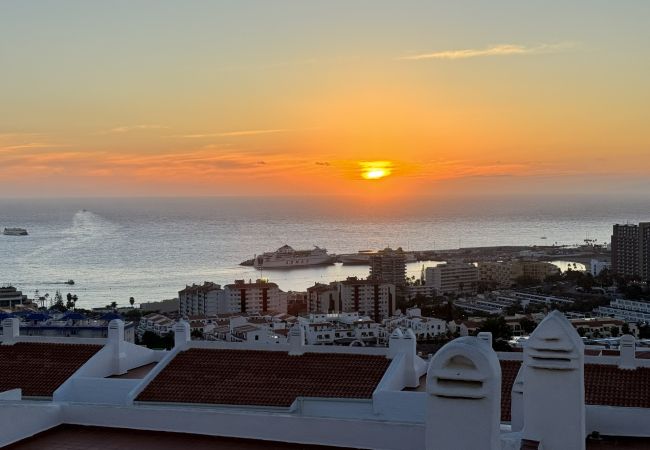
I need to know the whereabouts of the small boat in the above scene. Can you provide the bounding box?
[3,227,28,236]
[65,279,75,285]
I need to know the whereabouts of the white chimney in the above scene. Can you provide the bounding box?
[288,323,305,355]
[478,331,493,348]
[108,319,127,375]
[388,328,404,359]
[402,328,419,388]
[510,365,525,432]
[522,310,585,450]
[2,318,19,341]
[174,320,191,349]
[618,334,636,370]
[426,337,502,450]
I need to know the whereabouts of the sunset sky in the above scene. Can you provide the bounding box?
[1,1,649,198]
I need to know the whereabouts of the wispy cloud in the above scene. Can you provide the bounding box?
[179,129,289,139]
[399,42,576,61]
[108,124,167,133]
[0,142,67,153]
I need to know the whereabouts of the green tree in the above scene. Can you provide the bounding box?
[622,323,631,335]
[519,318,537,334]
[610,326,620,338]
[66,293,75,310]
[129,297,135,307]
[639,323,650,339]
[140,331,174,350]
[51,290,67,312]
[477,317,513,350]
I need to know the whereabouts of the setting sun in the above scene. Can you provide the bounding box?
[360,161,393,180]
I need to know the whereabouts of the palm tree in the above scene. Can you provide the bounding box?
[110,301,117,311]
[129,297,135,308]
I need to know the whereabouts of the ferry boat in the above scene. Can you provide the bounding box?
[338,250,379,265]
[3,227,28,236]
[339,249,417,265]
[254,245,334,269]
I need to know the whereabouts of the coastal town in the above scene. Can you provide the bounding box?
[2,221,650,449]
[3,222,649,355]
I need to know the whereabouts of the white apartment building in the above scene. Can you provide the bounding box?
[137,313,175,338]
[590,259,611,277]
[299,312,380,345]
[338,277,396,322]
[178,282,226,316]
[383,308,447,340]
[425,262,478,295]
[223,279,285,315]
[597,298,650,323]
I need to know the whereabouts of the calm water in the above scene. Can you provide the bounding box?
[0,195,648,309]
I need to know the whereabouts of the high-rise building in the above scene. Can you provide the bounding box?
[611,222,650,280]
[223,279,285,315]
[477,261,514,288]
[369,247,407,286]
[425,262,478,295]
[178,282,225,316]
[306,282,339,314]
[511,261,560,282]
[338,277,396,322]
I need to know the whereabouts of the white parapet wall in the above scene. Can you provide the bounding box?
[0,400,62,447]
[62,403,426,450]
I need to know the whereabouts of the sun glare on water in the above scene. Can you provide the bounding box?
[360,161,393,180]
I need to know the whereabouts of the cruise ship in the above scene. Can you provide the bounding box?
[3,227,28,236]
[254,245,334,269]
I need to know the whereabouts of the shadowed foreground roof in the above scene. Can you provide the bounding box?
[5,425,351,450]
[7,424,650,450]
[137,348,390,407]
[0,342,102,397]
[500,360,650,421]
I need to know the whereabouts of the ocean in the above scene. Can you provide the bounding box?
[1,195,648,310]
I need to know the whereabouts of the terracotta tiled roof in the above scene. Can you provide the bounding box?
[585,364,650,408]
[136,349,390,407]
[500,360,650,421]
[0,342,101,397]
[520,439,541,450]
[500,360,521,422]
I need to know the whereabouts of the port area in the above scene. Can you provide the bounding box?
[240,244,609,267]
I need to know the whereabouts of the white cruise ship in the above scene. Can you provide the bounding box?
[254,245,334,269]
[3,227,28,236]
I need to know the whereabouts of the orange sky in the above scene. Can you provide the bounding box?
[1,2,649,198]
